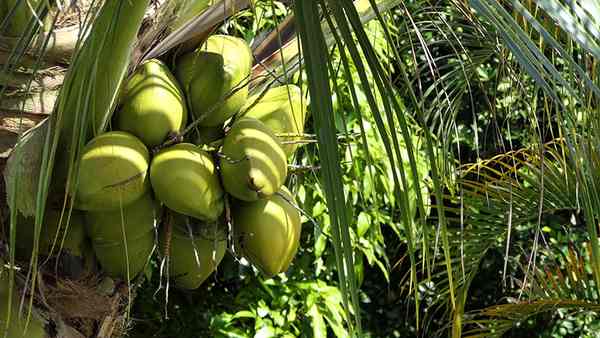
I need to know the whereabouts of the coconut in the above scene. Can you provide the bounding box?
[241,85,307,156]
[15,209,87,258]
[160,212,226,289]
[175,35,252,126]
[115,59,188,147]
[85,194,157,279]
[0,261,46,338]
[85,193,158,243]
[232,186,301,277]
[14,209,95,278]
[220,117,287,201]
[93,232,154,280]
[150,143,224,220]
[74,131,150,211]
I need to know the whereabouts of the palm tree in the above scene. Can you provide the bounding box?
[1,0,599,337]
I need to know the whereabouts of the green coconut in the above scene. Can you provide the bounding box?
[233,186,301,277]
[0,261,46,338]
[75,131,150,211]
[175,35,252,126]
[14,210,94,278]
[150,143,224,220]
[115,59,188,147]
[85,193,157,279]
[85,193,158,243]
[93,231,154,280]
[160,212,226,289]
[15,209,87,259]
[220,117,287,201]
[241,85,307,156]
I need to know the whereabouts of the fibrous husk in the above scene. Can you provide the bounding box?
[160,212,226,290]
[115,59,187,147]
[74,131,150,211]
[241,85,307,156]
[0,261,46,338]
[85,194,157,280]
[175,34,252,126]
[220,117,287,201]
[150,143,224,220]
[233,186,301,277]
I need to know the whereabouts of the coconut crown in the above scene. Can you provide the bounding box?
[116,59,187,147]
[220,117,288,201]
[75,131,150,211]
[233,186,301,277]
[175,34,252,126]
[160,212,226,289]
[241,84,307,156]
[150,143,224,221]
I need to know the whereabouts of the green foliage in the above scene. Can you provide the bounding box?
[229,0,289,41]
[210,278,349,337]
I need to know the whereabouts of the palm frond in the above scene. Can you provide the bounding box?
[417,139,593,336]
[462,299,600,338]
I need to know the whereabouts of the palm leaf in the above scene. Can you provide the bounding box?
[294,2,360,334]
[463,300,600,337]
[417,139,593,336]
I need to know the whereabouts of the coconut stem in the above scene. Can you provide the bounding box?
[216,152,248,165]
[163,209,173,260]
[288,164,321,174]
[214,152,237,257]
[159,207,172,320]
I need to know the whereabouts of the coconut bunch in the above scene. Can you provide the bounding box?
[34,33,310,289]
